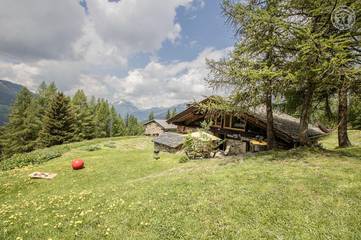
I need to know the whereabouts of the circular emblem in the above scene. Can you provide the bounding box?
[331,6,356,31]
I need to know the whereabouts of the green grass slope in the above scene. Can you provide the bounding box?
[0,132,361,239]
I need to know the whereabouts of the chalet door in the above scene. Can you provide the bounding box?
[219,134,226,151]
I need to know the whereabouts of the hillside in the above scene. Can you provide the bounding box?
[0,80,23,125]
[0,131,360,239]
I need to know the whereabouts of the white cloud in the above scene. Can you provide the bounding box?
[86,0,192,56]
[0,0,85,61]
[0,0,226,109]
[72,20,128,67]
[0,47,231,108]
[71,47,232,108]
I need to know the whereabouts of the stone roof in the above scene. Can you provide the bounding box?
[167,96,325,144]
[144,119,177,130]
[153,132,185,148]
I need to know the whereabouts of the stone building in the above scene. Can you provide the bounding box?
[144,119,177,136]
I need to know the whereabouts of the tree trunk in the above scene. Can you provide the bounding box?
[266,90,275,150]
[338,82,351,147]
[299,84,314,146]
[325,93,333,121]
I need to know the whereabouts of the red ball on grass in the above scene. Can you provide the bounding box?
[72,159,84,170]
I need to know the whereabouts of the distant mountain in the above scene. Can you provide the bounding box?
[113,100,139,117]
[0,80,24,125]
[113,100,187,122]
[0,79,187,124]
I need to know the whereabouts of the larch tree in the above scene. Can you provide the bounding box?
[286,0,361,146]
[207,0,289,149]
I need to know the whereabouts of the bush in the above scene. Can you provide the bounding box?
[84,145,101,152]
[183,132,218,159]
[0,148,64,171]
[179,155,189,163]
[104,142,116,148]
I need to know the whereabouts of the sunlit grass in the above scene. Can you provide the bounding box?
[1,132,361,239]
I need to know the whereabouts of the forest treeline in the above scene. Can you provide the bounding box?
[0,82,144,158]
[206,0,361,149]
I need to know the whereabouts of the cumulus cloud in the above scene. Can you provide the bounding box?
[71,47,232,108]
[0,47,231,108]
[0,0,85,61]
[86,0,192,56]
[0,0,225,108]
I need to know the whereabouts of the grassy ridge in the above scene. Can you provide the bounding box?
[0,133,361,239]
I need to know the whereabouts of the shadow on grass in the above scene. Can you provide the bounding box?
[246,145,361,162]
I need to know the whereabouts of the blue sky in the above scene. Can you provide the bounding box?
[158,2,233,62]
[125,1,234,73]
[0,0,234,108]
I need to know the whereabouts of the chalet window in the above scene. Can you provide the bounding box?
[224,115,231,128]
[231,116,246,129]
[224,114,245,131]
[212,115,222,127]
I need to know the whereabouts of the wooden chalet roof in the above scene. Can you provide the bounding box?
[167,97,325,144]
[144,119,177,130]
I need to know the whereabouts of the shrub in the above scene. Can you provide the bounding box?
[0,148,64,171]
[183,132,218,159]
[104,142,116,148]
[179,155,189,163]
[84,145,101,152]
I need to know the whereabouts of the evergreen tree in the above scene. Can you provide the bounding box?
[110,106,126,136]
[171,108,177,118]
[148,111,155,121]
[72,90,96,141]
[37,82,57,115]
[2,88,41,156]
[166,109,171,119]
[37,92,75,147]
[126,115,144,136]
[286,0,361,147]
[207,0,288,149]
[94,99,110,138]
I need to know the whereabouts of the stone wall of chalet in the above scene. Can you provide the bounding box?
[144,122,164,136]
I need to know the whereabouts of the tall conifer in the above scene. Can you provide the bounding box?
[38,92,75,147]
[2,88,40,156]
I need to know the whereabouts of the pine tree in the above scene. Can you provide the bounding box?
[110,106,126,136]
[166,109,171,119]
[171,108,177,118]
[148,111,155,121]
[72,90,95,141]
[126,115,144,136]
[2,88,41,156]
[37,92,75,147]
[37,82,57,115]
[94,99,110,138]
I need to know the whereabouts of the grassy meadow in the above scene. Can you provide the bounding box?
[1,132,361,239]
